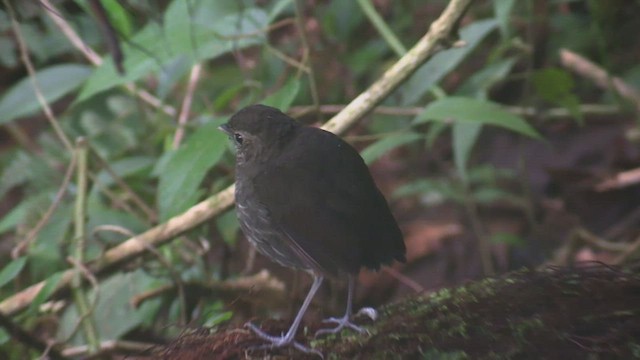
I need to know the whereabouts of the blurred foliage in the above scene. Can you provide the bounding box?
[0,0,638,358]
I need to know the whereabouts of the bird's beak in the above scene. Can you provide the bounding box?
[218,124,232,135]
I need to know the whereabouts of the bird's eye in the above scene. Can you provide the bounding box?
[234,133,244,145]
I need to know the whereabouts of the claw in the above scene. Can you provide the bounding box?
[315,315,367,336]
[245,322,324,358]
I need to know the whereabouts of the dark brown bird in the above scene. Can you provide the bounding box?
[220,104,405,354]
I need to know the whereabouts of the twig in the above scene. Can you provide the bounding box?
[321,0,470,134]
[11,153,77,259]
[560,48,640,110]
[6,0,73,151]
[595,167,640,191]
[0,312,66,359]
[0,185,236,316]
[90,146,157,223]
[130,269,285,308]
[70,138,100,353]
[39,0,177,117]
[294,0,321,121]
[173,63,203,149]
[357,0,407,57]
[290,103,622,119]
[88,0,124,74]
[61,340,156,358]
[612,233,640,265]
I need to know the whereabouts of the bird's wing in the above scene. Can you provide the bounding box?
[252,129,404,276]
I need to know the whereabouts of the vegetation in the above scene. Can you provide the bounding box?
[0,0,638,358]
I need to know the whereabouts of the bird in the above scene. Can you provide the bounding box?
[219,104,406,354]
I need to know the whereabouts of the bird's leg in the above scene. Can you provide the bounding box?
[246,274,324,356]
[315,275,372,336]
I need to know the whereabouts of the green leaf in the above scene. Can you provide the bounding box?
[0,64,91,124]
[101,0,134,36]
[0,257,27,289]
[493,0,516,39]
[455,58,517,98]
[93,156,155,188]
[490,232,525,246]
[393,179,464,204]
[532,68,582,124]
[0,200,27,235]
[399,19,497,105]
[473,187,526,207]
[27,271,65,314]
[76,3,268,103]
[268,0,294,21]
[57,270,158,344]
[261,78,301,111]
[415,97,541,139]
[216,210,239,246]
[158,122,227,221]
[453,122,482,182]
[361,132,422,165]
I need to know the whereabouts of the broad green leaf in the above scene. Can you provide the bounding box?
[0,257,27,289]
[261,78,301,111]
[453,122,482,182]
[93,156,155,188]
[27,271,65,314]
[493,0,516,39]
[425,121,448,148]
[415,97,541,139]
[455,58,517,98]
[0,64,91,124]
[532,68,582,124]
[57,270,158,344]
[76,2,268,103]
[0,200,27,235]
[101,0,134,36]
[158,122,227,221]
[361,132,422,165]
[399,19,497,105]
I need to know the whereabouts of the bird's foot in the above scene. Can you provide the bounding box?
[315,307,377,337]
[245,322,323,358]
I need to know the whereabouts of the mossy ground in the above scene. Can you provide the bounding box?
[152,263,640,359]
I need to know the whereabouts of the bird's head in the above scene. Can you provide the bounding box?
[219,104,299,165]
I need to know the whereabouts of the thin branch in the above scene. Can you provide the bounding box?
[357,0,407,57]
[90,147,157,223]
[294,0,321,121]
[70,138,100,353]
[595,167,640,191]
[560,48,640,111]
[0,185,236,316]
[6,0,73,151]
[39,0,177,117]
[321,0,472,135]
[0,312,66,360]
[11,153,77,259]
[290,103,623,119]
[173,63,203,149]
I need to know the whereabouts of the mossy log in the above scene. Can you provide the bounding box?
[155,263,640,359]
